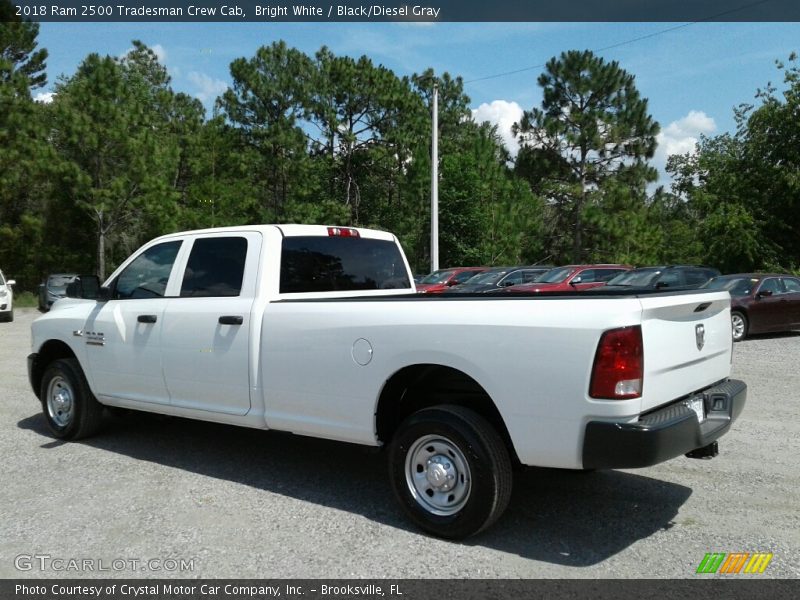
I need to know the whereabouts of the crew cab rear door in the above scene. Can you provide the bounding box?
[638,290,733,413]
[160,232,261,415]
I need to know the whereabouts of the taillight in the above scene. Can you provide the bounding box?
[327,226,360,238]
[589,325,643,399]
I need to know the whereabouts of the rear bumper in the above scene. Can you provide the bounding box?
[582,379,747,470]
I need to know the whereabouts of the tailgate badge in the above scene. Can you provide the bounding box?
[695,324,705,350]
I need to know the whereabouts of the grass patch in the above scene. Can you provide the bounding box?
[14,291,39,308]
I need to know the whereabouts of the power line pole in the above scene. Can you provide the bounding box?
[431,81,439,273]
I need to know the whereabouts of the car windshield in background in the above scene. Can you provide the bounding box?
[48,275,76,292]
[536,267,575,284]
[466,271,508,285]
[704,277,758,297]
[420,270,456,284]
[0,272,5,285]
[606,268,661,287]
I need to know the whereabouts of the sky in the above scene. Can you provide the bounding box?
[34,21,800,188]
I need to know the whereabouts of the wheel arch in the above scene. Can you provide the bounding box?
[375,364,519,464]
[31,339,78,400]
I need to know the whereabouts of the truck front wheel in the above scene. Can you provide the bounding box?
[388,405,513,539]
[40,358,104,440]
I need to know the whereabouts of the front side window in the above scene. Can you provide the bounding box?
[180,237,248,297]
[759,278,783,295]
[537,267,575,284]
[114,241,182,300]
[501,271,525,286]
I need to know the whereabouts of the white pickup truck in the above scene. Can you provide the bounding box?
[28,224,747,538]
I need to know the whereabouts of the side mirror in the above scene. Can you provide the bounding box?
[499,280,515,287]
[757,289,773,298]
[65,275,102,300]
[570,276,583,285]
[655,281,669,289]
[6,279,15,286]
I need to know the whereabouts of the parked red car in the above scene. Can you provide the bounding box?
[702,273,800,341]
[415,267,487,294]
[500,264,631,293]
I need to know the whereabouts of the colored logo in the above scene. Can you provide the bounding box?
[696,552,773,574]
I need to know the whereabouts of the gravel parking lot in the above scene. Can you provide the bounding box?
[1,307,798,579]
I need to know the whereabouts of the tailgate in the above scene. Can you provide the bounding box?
[638,291,732,413]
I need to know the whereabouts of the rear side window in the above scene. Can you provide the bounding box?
[280,236,410,293]
[685,269,713,285]
[181,237,248,297]
[784,278,800,293]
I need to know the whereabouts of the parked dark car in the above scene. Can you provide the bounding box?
[500,264,631,293]
[601,265,720,292]
[448,266,552,293]
[415,267,487,294]
[703,273,800,341]
[38,273,79,311]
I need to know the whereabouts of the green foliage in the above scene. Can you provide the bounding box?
[12,29,799,287]
[667,54,800,273]
[514,50,659,263]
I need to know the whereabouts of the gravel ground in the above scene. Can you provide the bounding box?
[1,307,798,579]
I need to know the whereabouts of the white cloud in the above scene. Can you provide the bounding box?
[471,100,524,156]
[150,44,167,64]
[655,110,717,170]
[654,110,717,180]
[187,71,228,104]
[34,91,55,104]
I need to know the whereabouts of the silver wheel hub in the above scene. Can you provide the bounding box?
[405,435,471,516]
[47,376,74,428]
[732,315,745,339]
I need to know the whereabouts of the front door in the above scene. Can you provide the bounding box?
[85,240,183,405]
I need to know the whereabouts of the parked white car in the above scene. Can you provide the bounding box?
[0,269,15,322]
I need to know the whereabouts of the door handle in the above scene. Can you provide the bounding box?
[219,315,244,325]
[137,314,157,324]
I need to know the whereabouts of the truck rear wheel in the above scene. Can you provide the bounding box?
[388,405,513,539]
[40,358,104,440]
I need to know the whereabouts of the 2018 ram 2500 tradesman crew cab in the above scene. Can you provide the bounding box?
[28,225,747,538]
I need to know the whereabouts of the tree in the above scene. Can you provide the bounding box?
[514,50,659,263]
[667,55,800,272]
[0,2,54,289]
[219,41,314,222]
[51,43,192,278]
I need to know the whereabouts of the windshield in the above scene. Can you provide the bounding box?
[420,270,456,284]
[0,271,5,286]
[703,277,758,297]
[48,274,77,292]
[464,270,508,285]
[536,267,575,284]
[606,268,662,287]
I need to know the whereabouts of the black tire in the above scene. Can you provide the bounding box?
[388,405,513,539]
[40,358,104,440]
[731,311,748,342]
